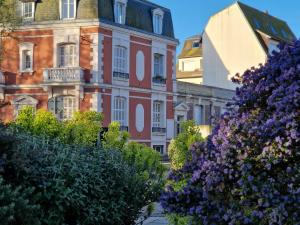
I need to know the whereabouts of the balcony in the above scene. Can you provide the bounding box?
[152,127,166,134]
[43,67,84,85]
[152,75,166,85]
[113,71,129,80]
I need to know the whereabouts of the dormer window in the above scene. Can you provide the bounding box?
[192,41,200,48]
[22,2,34,20]
[152,8,164,34]
[61,0,76,19]
[269,24,277,35]
[268,40,279,55]
[114,0,127,24]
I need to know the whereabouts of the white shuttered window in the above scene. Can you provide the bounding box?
[113,97,126,125]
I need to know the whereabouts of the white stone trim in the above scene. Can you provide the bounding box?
[152,8,164,35]
[90,33,104,83]
[91,92,102,112]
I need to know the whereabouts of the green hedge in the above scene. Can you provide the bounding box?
[0,127,150,225]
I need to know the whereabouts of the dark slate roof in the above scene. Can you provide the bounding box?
[178,35,202,59]
[28,0,175,40]
[237,2,296,43]
[99,0,175,39]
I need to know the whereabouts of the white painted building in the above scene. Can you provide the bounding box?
[203,1,295,90]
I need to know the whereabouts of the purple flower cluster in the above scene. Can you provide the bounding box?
[161,40,300,224]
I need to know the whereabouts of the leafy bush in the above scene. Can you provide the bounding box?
[0,176,40,225]
[15,109,103,146]
[60,111,103,146]
[0,127,149,225]
[168,120,204,170]
[102,121,130,150]
[161,41,300,224]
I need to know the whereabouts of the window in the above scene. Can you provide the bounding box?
[269,24,277,35]
[153,101,163,128]
[213,106,221,119]
[12,95,38,117]
[22,2,34,20]
[253,18,261,29]
[153,145,164,155]
[113,97,127,126]
[114,0,127,24]
[22,50,32,71]
[194,105,203,125]
[19,43,34,73]
[61,0,75,19]
[58,44,76,67]
[176,115,184,135]
[192,41,200,48]
[114,46,127,73]
[152,8,164,34]
[268,41,279,55]
[154,54,164,77]
[281,29,288,39]
[154,14,162,34]
[48,96,76,120]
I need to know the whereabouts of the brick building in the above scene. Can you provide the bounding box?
[0,0,178,155]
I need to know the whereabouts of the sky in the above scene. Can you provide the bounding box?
[150,0,300,53]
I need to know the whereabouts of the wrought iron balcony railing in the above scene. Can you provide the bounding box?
[152,127,166,133]
[152,76,166,84]
[113,71,129,80]
[43,67,84,84]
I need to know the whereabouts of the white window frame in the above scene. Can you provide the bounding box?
[60,0,76,20]
[152,8,164,35]
[19,42,34,73]
[22,2,35,20]
[153,101,163,128]
[154,53,164,77]
[113,96,127,126]
[58,43,76,67]
[114,45,127,73]
[114,0,128,24]
[268,40,279,55]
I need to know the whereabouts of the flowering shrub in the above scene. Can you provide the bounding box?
[161,41,300,224]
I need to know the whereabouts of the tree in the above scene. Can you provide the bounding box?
[102,121,130,151]
[61,111,103,146]
[168,120,204,170]
[161,40,300,224]
[0,0,20,62]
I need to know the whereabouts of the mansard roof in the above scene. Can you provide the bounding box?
[237,1,296,47]
[23,0,175,39]
[178,35,202,59]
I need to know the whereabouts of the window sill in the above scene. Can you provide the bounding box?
[20,70,34,75]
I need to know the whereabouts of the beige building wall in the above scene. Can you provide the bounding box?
[178,57,202,72]
[203,3,267,90]
[177,77,203,84]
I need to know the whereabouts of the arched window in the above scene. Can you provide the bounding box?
[58,44,76,67]
[113,96,127,126]
[48,95,76,120]
[11,95,38,117]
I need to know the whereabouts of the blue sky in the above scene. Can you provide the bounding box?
[151,0,300,53]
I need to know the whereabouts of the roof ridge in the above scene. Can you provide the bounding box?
[237,1,288,24]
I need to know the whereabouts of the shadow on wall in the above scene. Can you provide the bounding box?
[202,31,237,90]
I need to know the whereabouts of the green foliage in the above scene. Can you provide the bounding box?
[102,121,130,150]
[0,127,151,225]
[168,120,204,170]
[0,176,40,225]
[61,111,103,146]
[15,106,35,131]
[14,108,103,147]
[32,109,61,138]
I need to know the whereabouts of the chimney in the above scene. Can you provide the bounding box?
[265,10,269,15]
